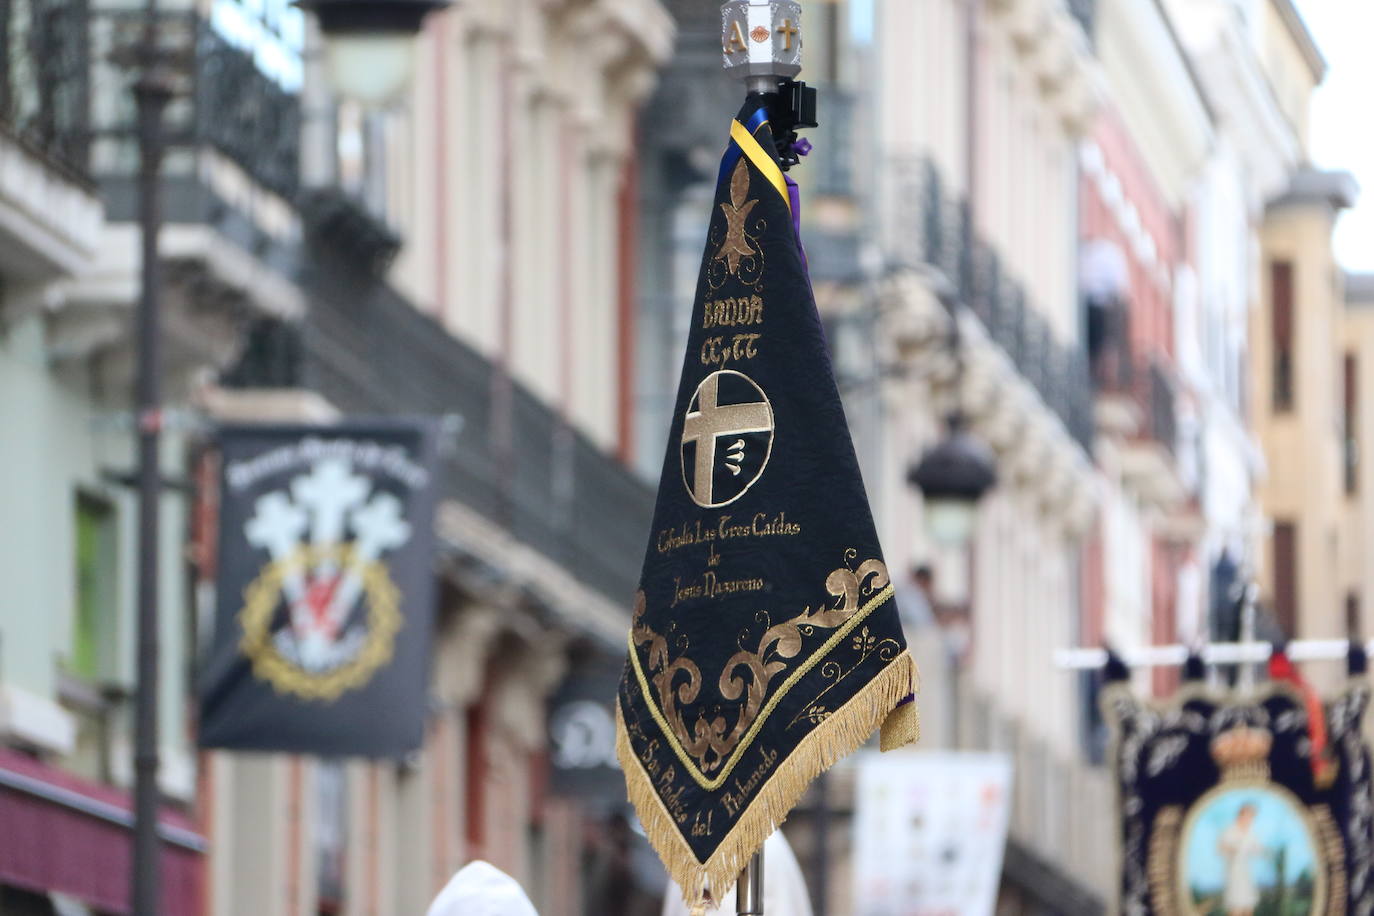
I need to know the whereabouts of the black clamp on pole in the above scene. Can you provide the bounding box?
[722,0,818,172]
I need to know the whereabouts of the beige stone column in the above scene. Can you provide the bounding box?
[206,753,304,916]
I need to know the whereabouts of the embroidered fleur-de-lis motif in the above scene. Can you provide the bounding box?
[715,159,758,275]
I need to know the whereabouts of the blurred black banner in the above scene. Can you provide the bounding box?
[548,655,623,804]
[199,422,438,756]
[1106,655,1372,915]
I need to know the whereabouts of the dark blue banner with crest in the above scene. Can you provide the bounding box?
[615,96,919,910]
[199,421,438,757]
[1105,649,1373,915]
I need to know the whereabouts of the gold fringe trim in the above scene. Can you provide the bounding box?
[618,650,919,910]
[879,697,920,751]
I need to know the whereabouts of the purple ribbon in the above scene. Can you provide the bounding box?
[785,140,811,275]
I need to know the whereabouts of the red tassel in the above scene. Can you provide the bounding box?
[1268,651,1335,786]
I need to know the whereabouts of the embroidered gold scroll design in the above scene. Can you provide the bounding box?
[787,622,903,729]
[629,552,894,789]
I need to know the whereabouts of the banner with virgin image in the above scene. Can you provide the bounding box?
[1105,648,1372,915]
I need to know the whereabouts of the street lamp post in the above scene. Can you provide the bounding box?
[121,0,445,909]
[906,316,997,751]
[129,0,175,909]
[907,415,996,750]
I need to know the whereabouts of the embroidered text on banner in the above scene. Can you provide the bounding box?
[615,97,920,910]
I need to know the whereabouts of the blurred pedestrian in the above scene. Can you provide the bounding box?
[585,812,661,916]
[427,860,539,916]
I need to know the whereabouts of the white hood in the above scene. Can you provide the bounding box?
[426,861,540,916]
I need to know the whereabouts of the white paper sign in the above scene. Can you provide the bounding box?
[851,750,1014,916]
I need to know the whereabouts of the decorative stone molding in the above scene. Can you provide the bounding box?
[435,499,627,645]
[988,0,1102,137]
[1006,0,1052,52]
[457,0,511,44]
[0,133,102,286]
[46,223,305,396]
[435,605,506,708]
[1191,21,1299,205]
[1094,0,1212,209]
[486,635,569,752]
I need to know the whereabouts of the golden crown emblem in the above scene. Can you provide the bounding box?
[1210,726,1273,780]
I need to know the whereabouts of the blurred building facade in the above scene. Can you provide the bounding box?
[634,1,1358,914]
[1080,0,1212,711]
[1161,0,1309,671]
[0,1,1366,916]
[206,1,676,914]
[0,0,673,914]
[865,0,1107,909]
[0,0,302,908]
[1186,0,1374,696]
[1252,166,1360,685]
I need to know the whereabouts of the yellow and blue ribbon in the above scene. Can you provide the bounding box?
[717,107,791,216]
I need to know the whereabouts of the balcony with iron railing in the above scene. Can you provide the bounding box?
[35,6,307,387]
[0,0,104,292]
[888,156,1095,454]
[1089,320,1187,504]
[252,241,658,624]
[1089,319,1178,461]
[0,0,92,182]
[810,87,856,200]
[85,7,301,221]
[798,87,864,287]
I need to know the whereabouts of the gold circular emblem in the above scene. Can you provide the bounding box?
[680,369,775,508]
[238,544,402,701]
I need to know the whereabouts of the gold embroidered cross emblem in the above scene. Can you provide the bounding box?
[715,159,759,276]
[681,370,774,507]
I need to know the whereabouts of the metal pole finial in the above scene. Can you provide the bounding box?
[720,1,816,170]
[722,0,803,93]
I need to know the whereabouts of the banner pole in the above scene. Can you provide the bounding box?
[1237,582,1259,692]
[716,5,816,914]
[1054,639,1373,670]
[737,848,765,915]
[718,5,812,913]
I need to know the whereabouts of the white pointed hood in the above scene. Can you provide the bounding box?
[426,860,540,916]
